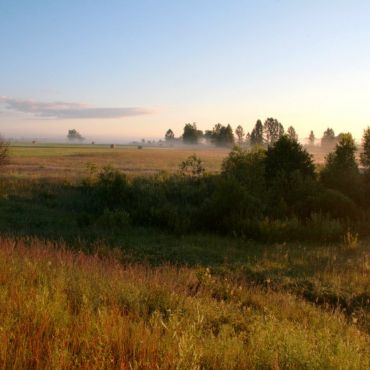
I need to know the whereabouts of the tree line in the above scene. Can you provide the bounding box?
[78,126,370,242]
[165,119,353,148]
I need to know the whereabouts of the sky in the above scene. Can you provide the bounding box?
[1,0,370,142]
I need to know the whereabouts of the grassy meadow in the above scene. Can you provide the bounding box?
[7,144,229,179]
[0,143,369,369]
[7,143,328,180]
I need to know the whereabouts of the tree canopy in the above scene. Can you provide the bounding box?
[263,118,284,145]
[250,120,263,146]
[235,125,245,145]
[287,126,298,141]
[165,129,175,142]
[67,129,84,141]
[182,123,202,144]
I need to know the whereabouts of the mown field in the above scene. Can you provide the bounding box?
[0,143,368,369]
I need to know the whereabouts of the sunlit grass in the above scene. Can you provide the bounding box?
[7,145,229,179]
[0,237,368,369]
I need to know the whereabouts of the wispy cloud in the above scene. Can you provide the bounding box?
[0,96,152,119]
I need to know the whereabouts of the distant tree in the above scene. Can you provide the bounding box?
[204,130,213,142]
[321,128,336,147]
[245,132,251,146]
[263,118,284,145]
[308,130,315,146]
[287,126,298,141]
[235,125,245,145]
[208,123,234,147]
[182,123,202,144]
[67,129,84,142]
[220,124,234,147]
[196,129,204,140]
[179,154,205,177]
[360,127,370,172]
[0,135,8,167]
[320,133,361,201]
[165,129,175,142]
[250,120,264,146]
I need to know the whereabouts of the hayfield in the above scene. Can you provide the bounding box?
[7,144,229,179]
[6,143,329,180]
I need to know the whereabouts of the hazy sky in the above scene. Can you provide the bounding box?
[1,0,370,141]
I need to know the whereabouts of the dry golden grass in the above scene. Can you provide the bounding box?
[5,143,335,180]
[7,145,229,179]
[0,237,369,369]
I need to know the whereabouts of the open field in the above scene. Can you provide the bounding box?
[0,143,369,368]
[7,144,229,179]
[6,143,329,180]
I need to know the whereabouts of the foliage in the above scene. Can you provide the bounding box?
[321,127,336,147]
[250,119,263,146]
[265,135,315,183]
[179,154,205,178]
[320,133,362,201]
[206,123,234,147]
[308,130,315,145]
[235,125,245,145]
[222,146,266,199]
[67,129,84,141]
[360,127,370,172]
[165,128,175,142]
[94,166,130,209]
[182,123,202,144]
[287,126,298,141]
[263,117,284,145]
[201,177,263,234]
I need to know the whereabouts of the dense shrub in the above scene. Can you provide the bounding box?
[222,146,266,199]
[95,166,130,209]
[265,135,315,183]
[81,135,369,242]
[320,133,362,202]
[200,177,263,234]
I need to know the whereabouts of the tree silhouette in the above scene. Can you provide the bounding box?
[265,135,315,183]
[321,133,361,201]
[360,127,370,172]
[263,118,284,145]
[321,128,336,147]
[250,120,263,146]
[165,129,175,142]
[235,125,245,145]
[308,131,315,146]
[67,129,84,141]
[287,126,298,141]
[182,123,202,144]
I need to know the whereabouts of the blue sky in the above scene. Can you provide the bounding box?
[1,0,370,141]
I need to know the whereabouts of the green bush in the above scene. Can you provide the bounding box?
[95,167,130,209]
[320,133,363,202]
[222,146,266,199]
[95,209,131,229]
[81,144,365,242]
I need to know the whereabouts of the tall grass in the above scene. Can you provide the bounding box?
[0,238,368,369]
